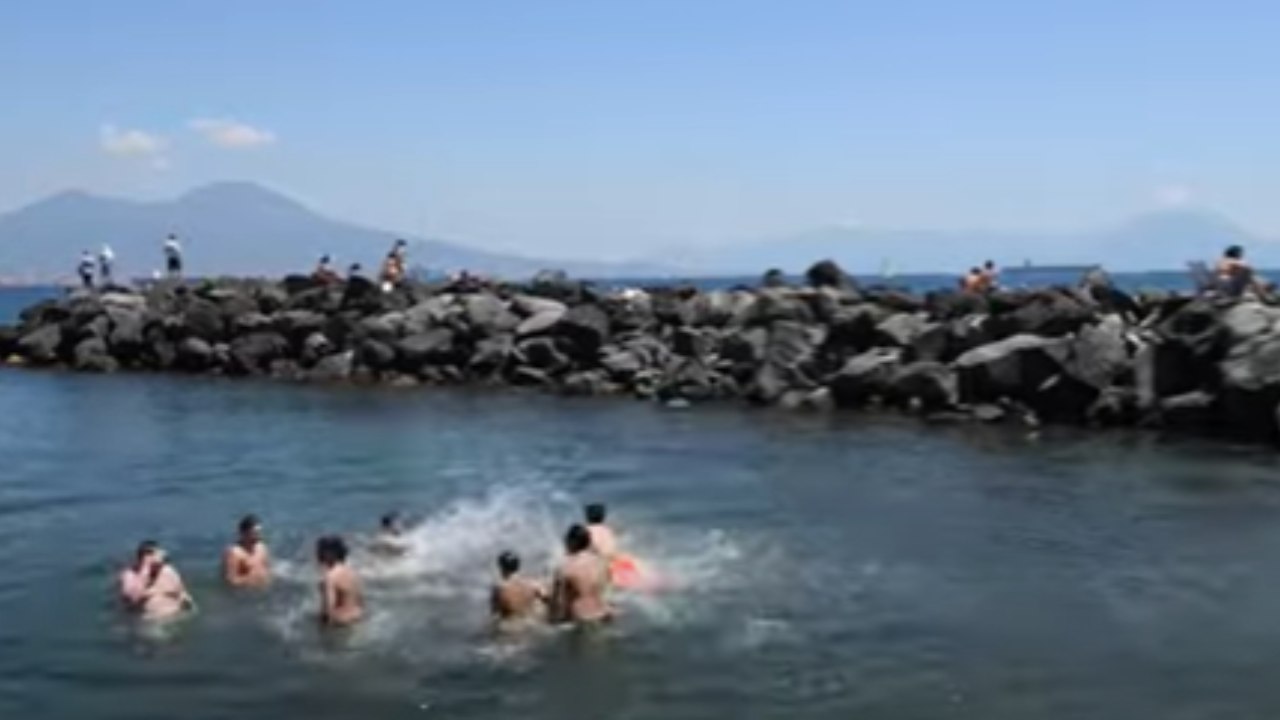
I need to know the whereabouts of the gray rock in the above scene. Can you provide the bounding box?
[18,324,62,364]
[828,348,903,407]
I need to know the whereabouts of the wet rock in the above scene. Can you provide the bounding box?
[228,332,288,375]
[175,337,215,371]
[73,337,117,373]
[889,361,958,410]
[396,328,457,369]
[954,334,1068,404]
[556,303,611,357]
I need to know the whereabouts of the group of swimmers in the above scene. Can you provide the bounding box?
[117,503,634,630]
[960,260,999,294]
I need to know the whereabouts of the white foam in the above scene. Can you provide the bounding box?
[261,483,758,671]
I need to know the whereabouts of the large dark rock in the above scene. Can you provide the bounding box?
[875,313,930,348]
[274,310,327,344]
[516,337,569,372]
[463,294,518,335]
[307,351,354,382]
[470,335,514,374]
[175,336,215,371]
[357,338,397,371]
[181,298,225,341]
[992,291,1094,338]
[954,334,1068,404]
[396,328,458,369]
[18,324,62,364]
[556,303,611,357]
[1218,333,1280,439]
[1059,318,1131,391]
[228,332,289,375]
[828,348,902,408]
[72,337,117,373]
[888,361,958,410]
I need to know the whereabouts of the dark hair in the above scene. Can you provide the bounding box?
[584,503,607,524]
[316,535,349,564]
[238,514,260,534]
[984,260,995,269]
[564,524,592,554]
[497,550,520,576]
[969,267,981,275]
[1225,245,1244,260]
[136,539,159,561]
[320,255,331,264]
[380,512,399,530]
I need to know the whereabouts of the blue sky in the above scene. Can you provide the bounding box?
[3,0,1280,260]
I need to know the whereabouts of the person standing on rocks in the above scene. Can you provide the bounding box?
[313,255,341,284]
[379,239,408,291]
[222,514,271,588]
[98,245,115,286]
[980,260,999,291]
[316,535,363,626]
[77,250,95,289]
[163,234,183,279]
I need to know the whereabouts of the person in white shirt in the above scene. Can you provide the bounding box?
[163,234,183,278]
[98,244,115,285]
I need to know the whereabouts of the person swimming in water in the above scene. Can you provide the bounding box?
[118,541,194,621]
[584,503,619,560]
[490,550,547,629]
[222,514,270,588]
[370,512,409,557]
[316,535,363,626]
[549,524,613,625]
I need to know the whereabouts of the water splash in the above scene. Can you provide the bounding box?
[262,483,759,671]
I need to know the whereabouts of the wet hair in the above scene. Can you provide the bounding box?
[238,514,260,535]
[564,524,592,554]
[136,539,159,561]
[584,503,607,524]
[316,535,349,564]
[380,512,400,530]
[1225,245,1244,260]
[497,550,520,576]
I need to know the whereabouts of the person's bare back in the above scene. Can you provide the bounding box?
[550,525,612,624]
[490,550,545,626]
[316,535,363,626]
[584,503,619,559]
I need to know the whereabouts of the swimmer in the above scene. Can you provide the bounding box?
[370,512,409,557]
[549,524,613,625]
[118,541,194,621]
[316,535,363,627]
[490,551,547,628]
[584,503,619,560]
[222,514,270,588]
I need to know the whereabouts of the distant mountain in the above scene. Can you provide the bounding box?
[0,182,673,282]
[676,209,1279,275]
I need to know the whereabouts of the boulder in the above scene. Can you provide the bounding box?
[517,309,565,338]
[601,347,646,379]
[556,303,611,356]
[953,334,1069,404]
[672,327,715,359]
[72,337,117,373]
[181,298,225,341]
[562,369,611,397]
[100,292,147,312]
[753,289,814,325]
[404,296,457,334]
[470,335,514,373]
[720,327,768,366]
[396,328,458,368]
[1218,333,1280,438]
[232,312,274,336]
[175,337,215,371]
[357,338,397,371]
[17,324,62,364]
[512,295,567,317]
[875,313,930,348]
[516,337,569,372]
[828,348,903,408]
[274,310,327,344]
[463,293,518,335]
[765,321,820,368]
[1059,318,1130,390]
[1221,301,1280,346]
[888,362,958,410]
[228,332,289,375]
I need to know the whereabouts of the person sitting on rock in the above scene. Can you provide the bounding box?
[379,239,408,290]
[313,255,341,284]
[979,260,999,291]
[1216,245,1264,297]
[961,267,985,294]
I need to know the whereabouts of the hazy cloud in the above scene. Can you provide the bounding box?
[189,118,276,148]
[1154,184,1193,208]
[99,125,168,165]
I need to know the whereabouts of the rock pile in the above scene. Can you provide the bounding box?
[5,262,1280,444]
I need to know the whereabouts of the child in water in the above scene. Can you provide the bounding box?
[316,535,364,627]
[490,551,546,629]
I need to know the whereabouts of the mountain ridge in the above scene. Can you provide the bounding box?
[0,183,673,282]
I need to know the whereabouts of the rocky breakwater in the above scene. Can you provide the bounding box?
[5,262,1280,445]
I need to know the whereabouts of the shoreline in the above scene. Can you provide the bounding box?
[2,263,1278,448]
